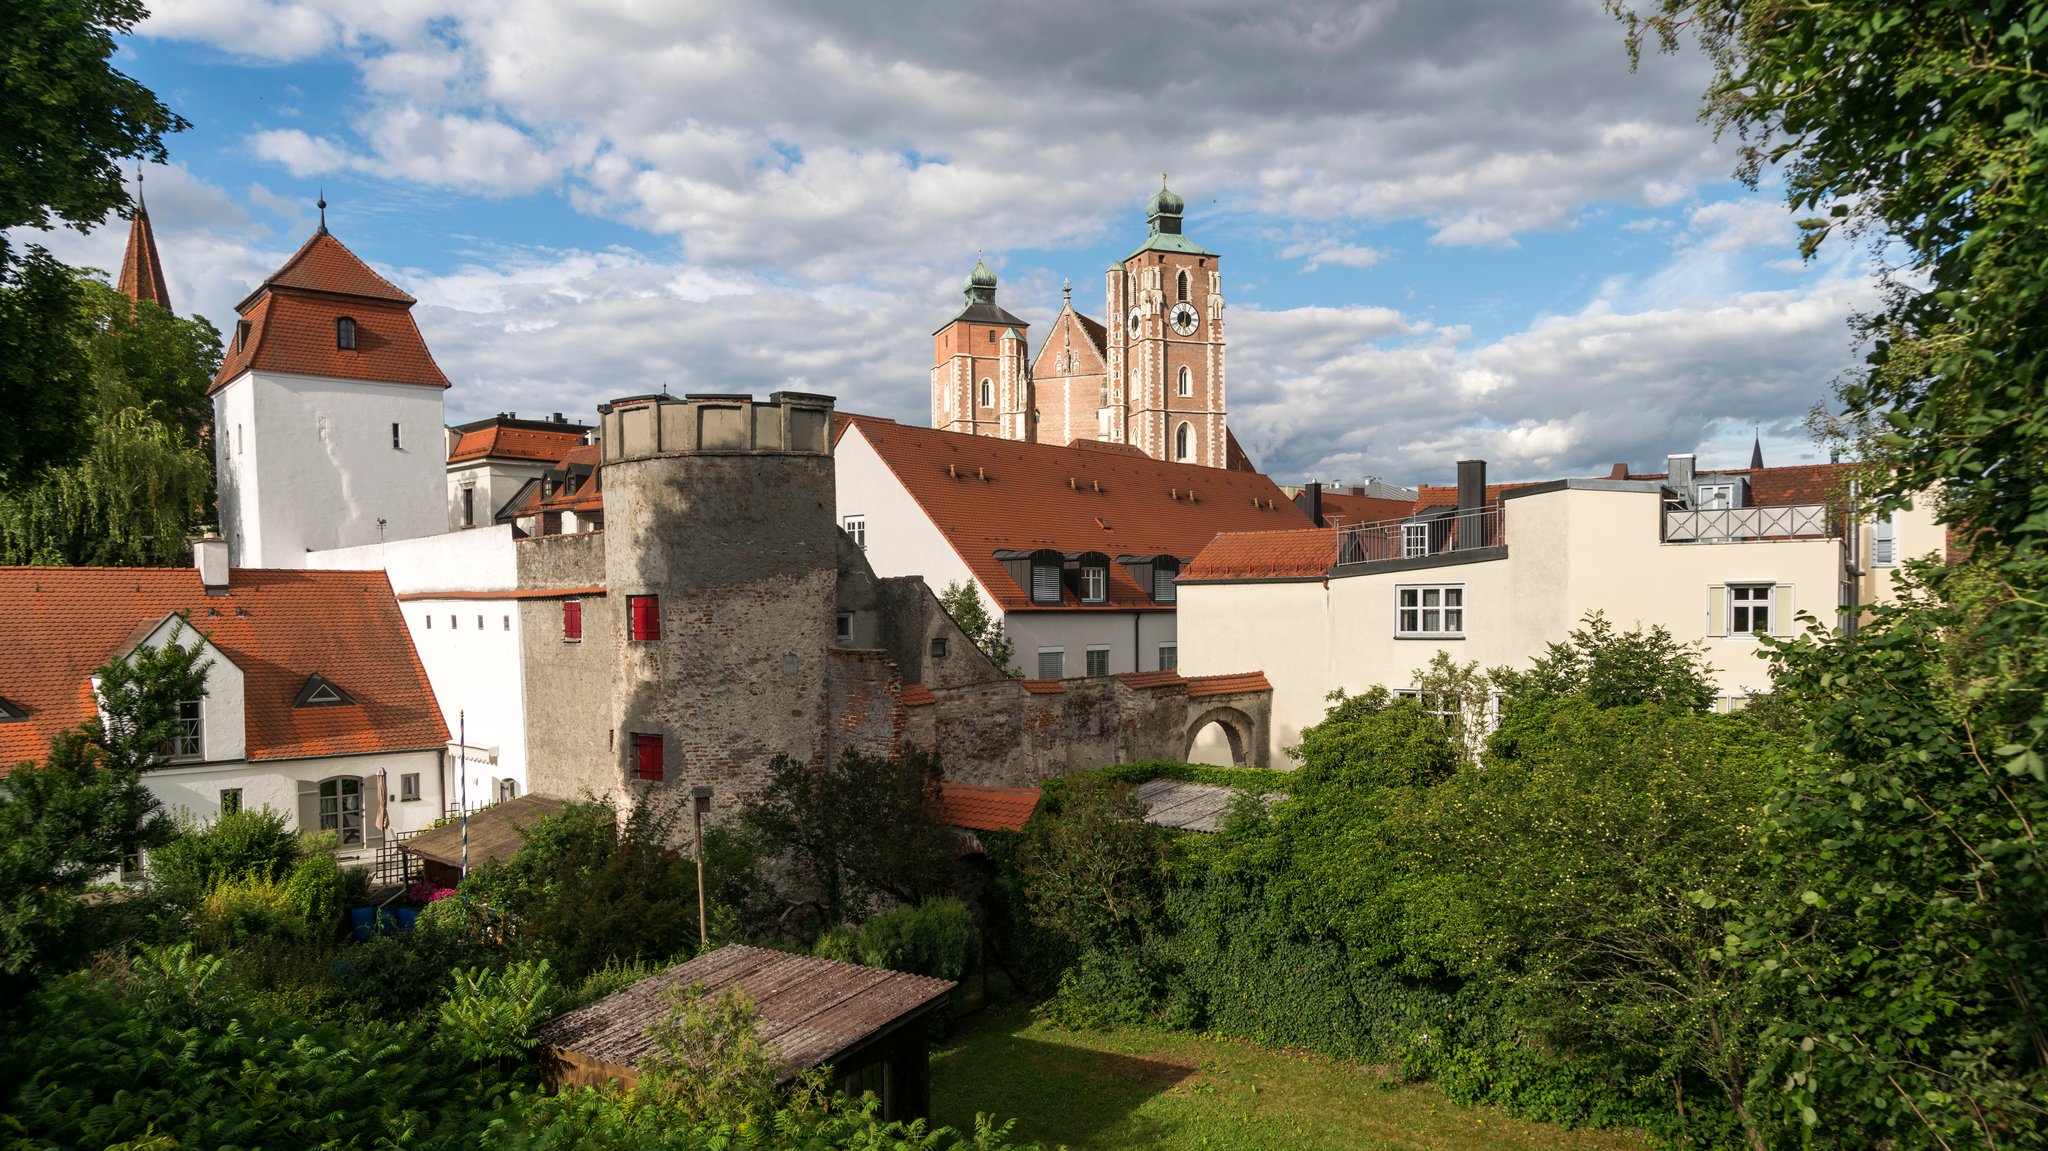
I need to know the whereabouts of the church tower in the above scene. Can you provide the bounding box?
[1105,179,1225,467]
[930,257,1031,440]
[211,205,452,567]
[117,181,172,311]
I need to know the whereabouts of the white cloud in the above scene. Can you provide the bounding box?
[252,106,559,195]
[1278,239,1386,271]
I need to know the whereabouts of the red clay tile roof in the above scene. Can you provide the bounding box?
[1309,491,1413,526]
[936,782,1041,832]
[1021,679,1065,694]
[1183,527,1334,581]
[842,415,1310,612]
[117,204,171,311]
[1114,670,1187,690]
[212,230,447,394]
[238,230,414,309]
[900,684,937,707]
[0,567,447,772]
[1412,482,1547,511]
[1186,671,1273,698]
[449,425,589,464]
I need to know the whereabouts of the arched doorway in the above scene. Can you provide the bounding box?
[1183,705,1256,767]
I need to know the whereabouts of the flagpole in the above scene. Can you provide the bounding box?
[459,710,469,881]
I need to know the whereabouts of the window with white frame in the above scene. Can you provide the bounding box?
[219,788,242,816]
[319,777,364,847]
[1177,366,1192,397]
[1395,584,1464,637]
[1395,687,1460,722]
[400,773,421,801]
[168,700,202,759]
[1401,521,1430,558]
[1036,647,1064,679]
[1080,563,1108,604]
[979,379,993,408]
[1730,583,1772,634]
[842,515,866,550]
[1157,642,1178,671]
[1872,512,1897,566]
[1696,483,1736,509]
[1085,645,1110,676]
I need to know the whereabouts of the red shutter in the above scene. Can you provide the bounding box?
[563,599,582,640]
[635,734,664,781]
[629,595,661,641]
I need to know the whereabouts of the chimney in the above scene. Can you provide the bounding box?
[1458,454,1490,548]
[551,412,565,423]
[1305,481,1325,527]
[1608,462,1629,480]
[190,530,229,595]
[1667,454,1696,502]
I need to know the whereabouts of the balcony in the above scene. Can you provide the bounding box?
[1663,503,1830,543]
[1334,506,1505,568]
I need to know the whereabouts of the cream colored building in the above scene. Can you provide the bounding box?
[1179,461,1944,765]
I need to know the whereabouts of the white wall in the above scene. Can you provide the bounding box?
[134,615,248,764]
[217,370,447,567]
[214,380,261,565]
[1181,483,1852,764]
[144,747,447,864]
[308,524,518,593]
[1006,610,1177,678]
[448,459,547,531]
[834,427,980,597]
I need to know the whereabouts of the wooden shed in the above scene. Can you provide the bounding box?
[398,794,565,886]
[535,945,955,1122]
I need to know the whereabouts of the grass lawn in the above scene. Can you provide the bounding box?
[929,1004,1647,1151]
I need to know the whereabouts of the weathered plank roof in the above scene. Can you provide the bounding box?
[536,945,955,1080]
[399,794,565,869]
[1132,777,1280,834]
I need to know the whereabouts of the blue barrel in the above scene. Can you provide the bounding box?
[395,906,419,932]
[349,906,374,942]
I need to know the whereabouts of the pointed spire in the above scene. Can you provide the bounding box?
[316,191,329,235]
[117,169,172,311]
[1061,277,1072,305]
[1749,426,1765,470]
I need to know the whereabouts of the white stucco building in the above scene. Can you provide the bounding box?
[211,222,451,569]
[1178,457,1946,764]
[834,414,1308,680]
[0,549,452,867]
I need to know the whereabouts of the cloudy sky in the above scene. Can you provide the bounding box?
[36,0,1876,484]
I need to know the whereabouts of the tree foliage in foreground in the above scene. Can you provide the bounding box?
[938,580,1018,677]
[1615,3,2048,1144]
[0,620,209,984]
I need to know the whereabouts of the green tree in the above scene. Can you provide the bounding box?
[938,580,1017,676]
[1614,4,2048,1144]
[640,982,783,1126]
[0,618,210,982]
[741,747,955,933]
[1,0,188,488]
[462,796,705,981]
[1490,611,1716,716]
[0,406,215,566]
[1013,778,1170,954]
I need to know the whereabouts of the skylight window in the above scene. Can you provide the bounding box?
[293,674,356,707]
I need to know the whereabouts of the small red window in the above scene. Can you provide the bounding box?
[628,594,660,641]
[634,733,664,781]
[563,599,583,641]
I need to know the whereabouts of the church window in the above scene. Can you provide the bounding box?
[1177,367,1192,397]
[1175,422,1193,461]
[1176,270,1189,302]
[336,317,357,350]
[979,379,993,408]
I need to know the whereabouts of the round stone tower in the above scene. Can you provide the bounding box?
[595,390,838,810]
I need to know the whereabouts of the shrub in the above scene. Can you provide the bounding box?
[194,875,297,948]
[280,851,343,936]
[640,982,780,1126]
[439,959,561,1069]
[851,897,979,982]
[146,806,300,907]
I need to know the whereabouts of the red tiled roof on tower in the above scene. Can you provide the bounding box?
[211,223,449,394]
[0,567,448,773]
[117,200,172,311]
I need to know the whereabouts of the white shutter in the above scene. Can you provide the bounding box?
[1773,584,1796,636]
[1706,585,1728,638]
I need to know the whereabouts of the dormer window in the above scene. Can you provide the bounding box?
[1152,558,1179,604]
[336,317,358,350]
[1030,552,1062,604]
[0,696,25,722]
[293,674,356,707]
[236,321,251,350]
[1077,554,1110,604]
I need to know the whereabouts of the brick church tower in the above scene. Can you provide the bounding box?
[930,258,1031,440]
[932,181,1233,468]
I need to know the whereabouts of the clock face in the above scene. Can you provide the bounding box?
[1127,307,1144,339]
[1168,302,1199,336]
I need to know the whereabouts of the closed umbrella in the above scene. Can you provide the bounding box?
[374,767,390,839]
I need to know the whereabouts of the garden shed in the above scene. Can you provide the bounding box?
[535,944,956,1122]
[398,794,564,886]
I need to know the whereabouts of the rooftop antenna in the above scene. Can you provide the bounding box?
[316,190,328,235]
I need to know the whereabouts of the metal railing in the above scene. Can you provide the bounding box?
[1664,503,1829,542]
[1335,506,1505,567]
[372,828,424,887]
